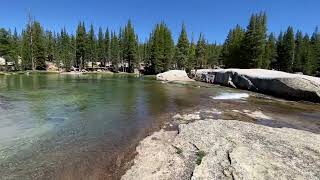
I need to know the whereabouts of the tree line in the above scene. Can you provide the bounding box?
[0,12,319,76]
[222,12,320,76]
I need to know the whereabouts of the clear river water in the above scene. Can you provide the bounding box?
[0,74,319,180]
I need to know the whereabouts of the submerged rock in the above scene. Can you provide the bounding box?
[192,69,320,103]
[156,70,194,82]
[122,120,320,180]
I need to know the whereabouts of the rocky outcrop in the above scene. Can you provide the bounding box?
[122,119,320,180]
[156,70,194,82]
[192,69,320,103]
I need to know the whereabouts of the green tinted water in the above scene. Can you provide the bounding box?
[0,74,319,180]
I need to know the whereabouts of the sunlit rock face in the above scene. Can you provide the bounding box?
[192,69,320,102]
[156,70,194,82]
[122,120,320,180]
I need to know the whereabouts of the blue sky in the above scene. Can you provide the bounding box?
[0,0,319,43]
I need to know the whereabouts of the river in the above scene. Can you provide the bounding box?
[0,74,319,180]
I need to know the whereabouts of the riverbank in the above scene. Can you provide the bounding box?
[122,110,320,179]
[121,75,320,179]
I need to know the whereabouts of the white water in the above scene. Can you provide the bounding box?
[211,93,249,100]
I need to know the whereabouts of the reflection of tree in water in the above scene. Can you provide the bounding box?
[142,82,170,115]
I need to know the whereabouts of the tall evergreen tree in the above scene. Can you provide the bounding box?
[207,43,222,68]
[0,28,11,71]
[311,27,320,73]
[195,33,207,69]
[186,36,196,72]
[110,32,120,71]
[45,31,55,63]
[97,27,105,67]
[122,20,138,72]
[104,28,110,66]
[21,28,32,70]
[76,22,87,70]
[148,23,174,74]
[293,31,304,72]
[10,28,20,70]
[32,21,46,70]
[262,33,277,69]
[87,24,97,68]
[301,34,313,75]
[240,12,267,68]
[59,28,73,71]
[278,26,295,72]
[222,25,245,68]
[175,24,190,70]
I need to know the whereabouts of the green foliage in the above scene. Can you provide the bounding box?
[59,29,73,71]
[278,26,295,72]
[207,43,222,68]
[293,31,304,72]
[196,150,206,165]
[97,27,105,66]
[2,13,320,76]
[311,27,320,73]
[104,28,110,66]
[122,20,139,73]
[45,31,54,63]
[222,25,245,68]
[76,22,87,70]
[110,32,120,71]
[175,24,190,70]
[147,23,174,74]
[186,38,196,73]
[240,12,267,68]
[0,28,12,71]
[263,33,277,69]
[87,24,97,68]
[31,21,46,70]
[196,33,207,69]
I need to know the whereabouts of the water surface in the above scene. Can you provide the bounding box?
[0,74,319,180]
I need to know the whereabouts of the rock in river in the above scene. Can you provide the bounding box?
[192,69,320,103]
[156,70,194,82]
[122,120,320,180]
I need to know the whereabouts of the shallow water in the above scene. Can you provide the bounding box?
[0,74,319,180]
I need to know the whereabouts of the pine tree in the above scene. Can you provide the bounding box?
[240,12,267,68]
[195,33,207,69]
[32,21,46,70]
[186,36,196,72]
[293,31,304,72]
[110,32,120,72]
[60,28,73,71]
[175,24,190,70]
[311,27,320,73]
[207,43,222,68]
[87,24,97,68]
[10,28,20,70]
[301,34,313,75]
[148,23,174,74]
[76,22,86,70]
[21,28,32,70]
[0,28,11,71]
[222,25,245,68]
[45,31,54,62]
[97,27,105,67]
[279,26,295,72]
[104,28,110,66]
[262,33,277,69]
[122,20,138,72]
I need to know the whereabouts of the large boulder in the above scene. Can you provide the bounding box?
[192,69,320,103]
[156,70,194,82]
[122,120,320,180]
